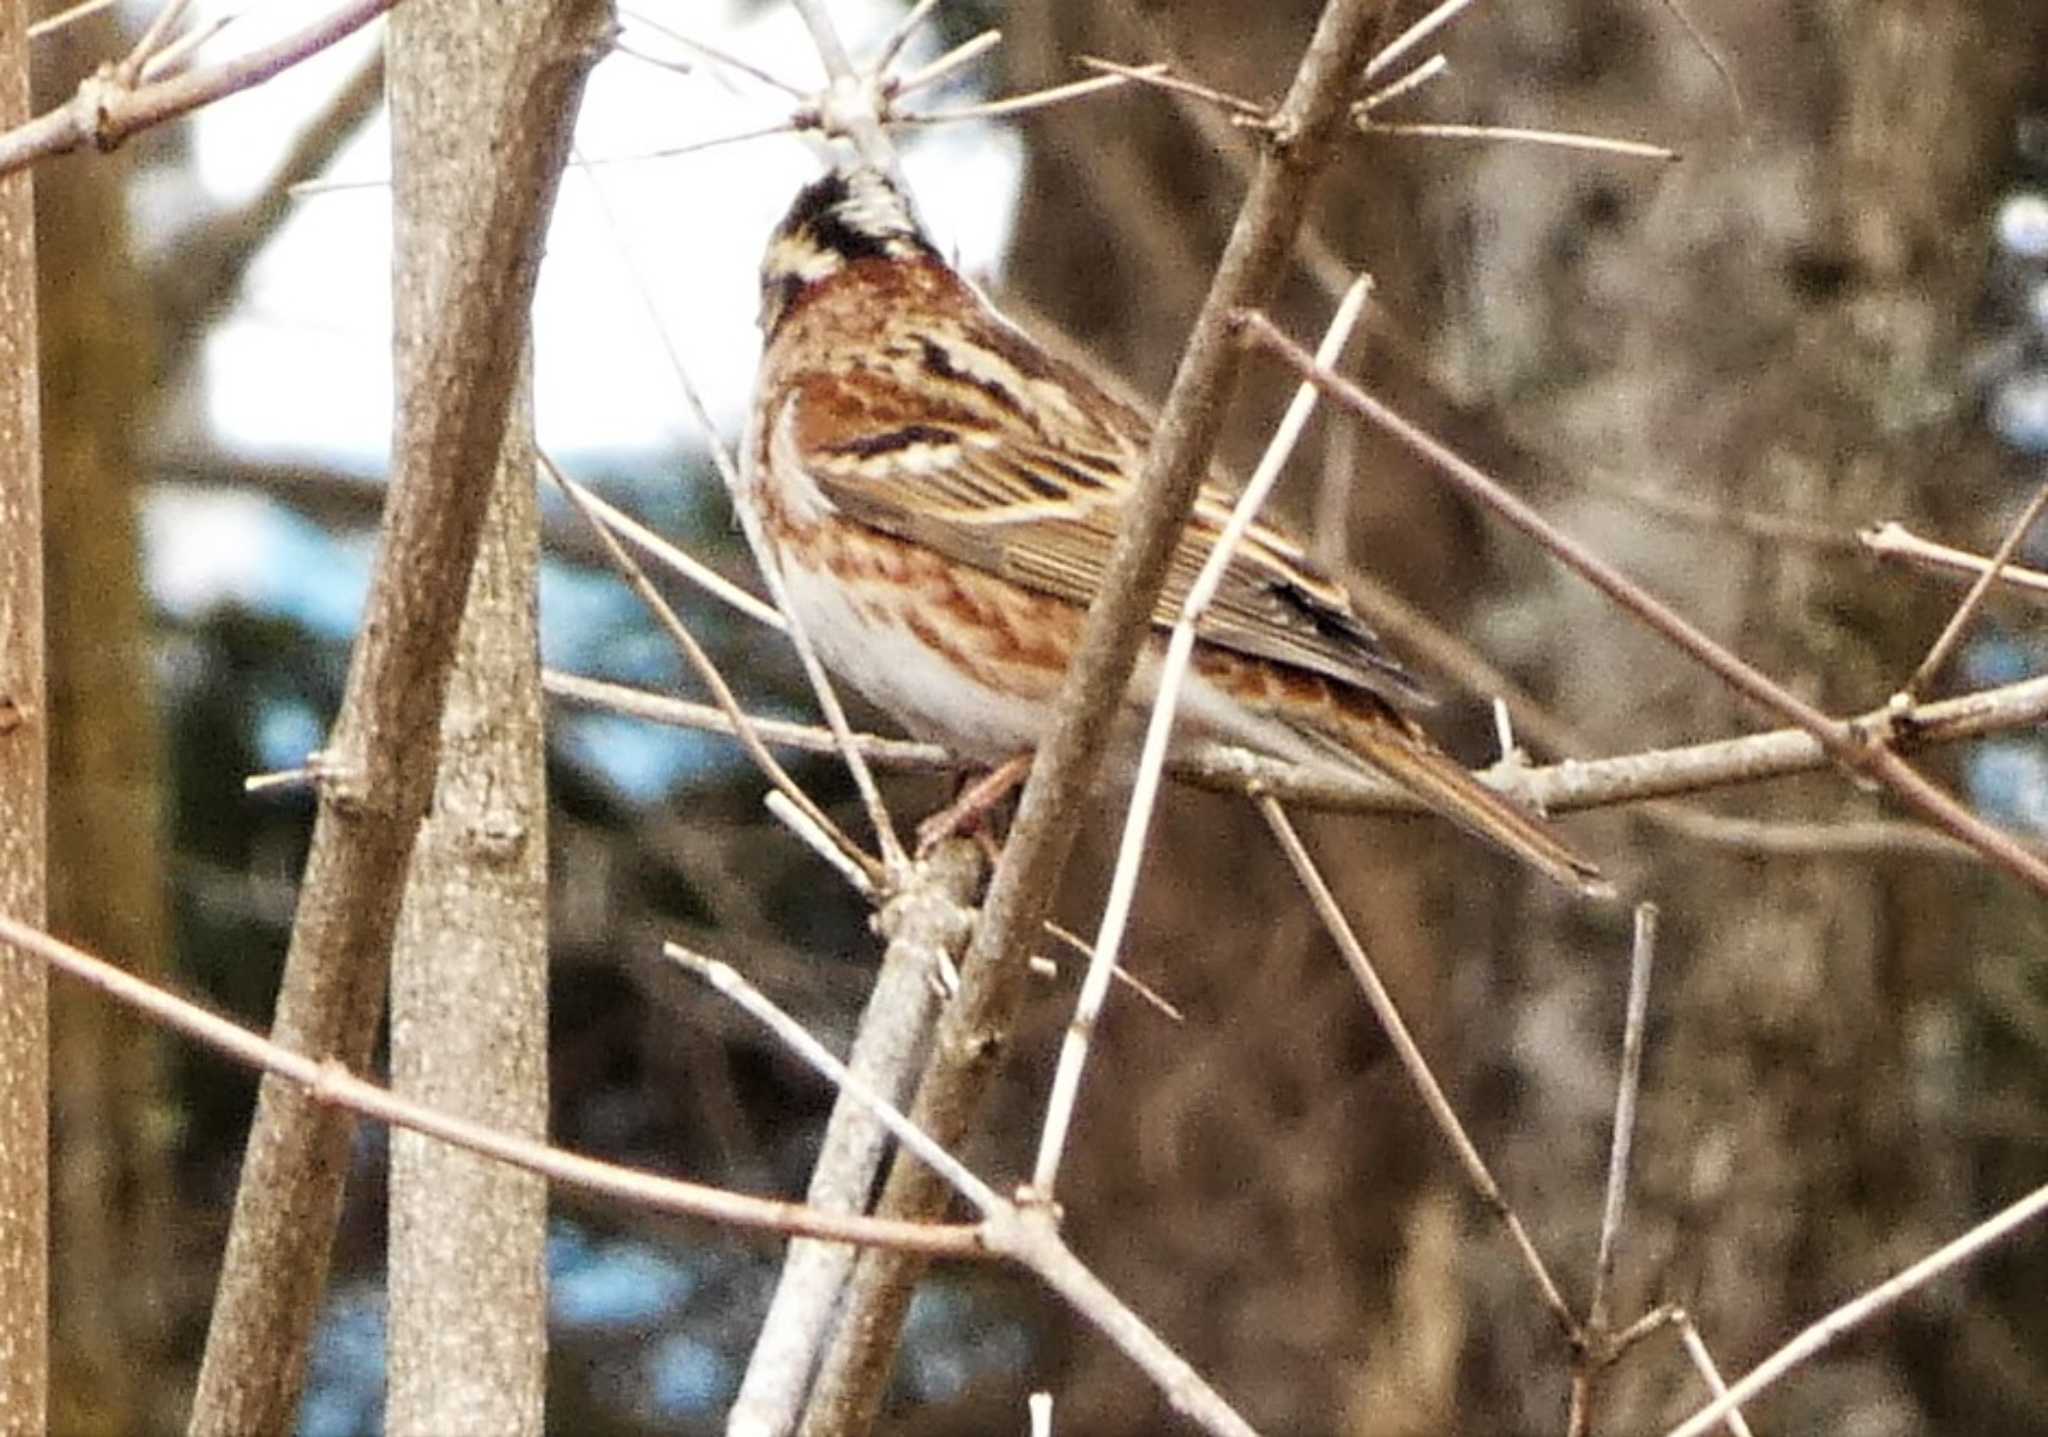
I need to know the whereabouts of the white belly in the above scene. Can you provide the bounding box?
[776,560,1058,760]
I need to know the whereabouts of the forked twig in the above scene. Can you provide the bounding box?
[1258,796,1581,1342]
[1900,473,2048,698]
[0,0,401,178]
[1030,275,1371,1198]
[668,941,1264,1437]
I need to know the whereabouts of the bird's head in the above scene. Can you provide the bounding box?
[758,165,937,339]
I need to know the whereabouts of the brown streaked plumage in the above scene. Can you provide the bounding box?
[743,164,1607,897]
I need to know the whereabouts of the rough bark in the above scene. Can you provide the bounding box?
[385,369,549,1433]
[28,16,180,1432]
[186,1,611,1429]
[0,3,44,1428]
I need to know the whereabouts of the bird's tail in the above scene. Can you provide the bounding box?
[1316,700,1612,899]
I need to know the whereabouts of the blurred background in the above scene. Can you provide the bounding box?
[28,0,2048,1432]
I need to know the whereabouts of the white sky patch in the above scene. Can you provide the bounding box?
[187,0,1024,466]
[143,486,278,617]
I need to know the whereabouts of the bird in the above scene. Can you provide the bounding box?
[741,162,1606,897]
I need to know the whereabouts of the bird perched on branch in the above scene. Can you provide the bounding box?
[743,162,1606,897]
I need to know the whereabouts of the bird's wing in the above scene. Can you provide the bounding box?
[783,361,1432,710]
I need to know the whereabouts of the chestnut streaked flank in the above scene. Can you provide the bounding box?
[744,162,1607,896]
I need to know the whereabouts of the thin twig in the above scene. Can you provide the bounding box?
[1358,53,1448,113]
[668,943,1002,1213]
[1259,796,1582,1343]
[1671,1310,1756,1437]
[874,0,942,74]
[903,66,1161,125]
[542,669,947,768]
[765,791,876,899]
[542,454,886,889]
[548,469,785,631]
[618,8,802,96]
[1363,0,1476,81]
[1030,276,1370,1197]
[888,27,1001,101]
[1650,0,1746,132]
[27,0,120,41]
[1074,56,1266,121]
[116,0,196,84]
[1664,1181,2048,1437]
[1355,118,1679,162]
[1589,904,1658,1335]
[1902,473,2048,697]
[1862,520,2048,600]
[0,913,982,1254]
[1238,312,2048,896]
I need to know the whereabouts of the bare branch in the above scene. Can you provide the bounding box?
[1237,311,2048,896]
[1862,520,2048,600]
[561,664,2048,854]
[1588,903,1658,1336]
[188,4,609,1427]
[1354,117,1678,162]
[543,669,946,768]
[1031,275,1370,1198]
[0,913,982,1255]
[0,0,402,179]
[732,842,985,1434]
